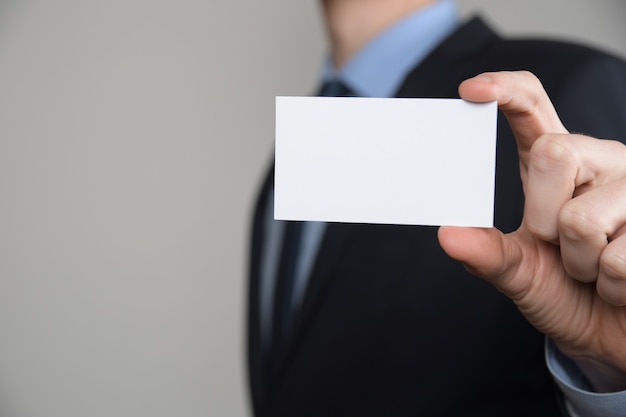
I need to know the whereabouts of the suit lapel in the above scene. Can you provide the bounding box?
[394,17,499,98]
[247,164,275,412]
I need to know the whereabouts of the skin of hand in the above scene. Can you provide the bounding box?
[438,71,626,393]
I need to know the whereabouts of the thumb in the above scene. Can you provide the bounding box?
[438,226,522,288]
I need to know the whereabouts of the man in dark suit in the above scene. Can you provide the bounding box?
[248,1,626,416]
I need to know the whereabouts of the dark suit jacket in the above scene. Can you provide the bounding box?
[248,17,626,417]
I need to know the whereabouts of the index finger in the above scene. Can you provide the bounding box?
[459,71,568,158]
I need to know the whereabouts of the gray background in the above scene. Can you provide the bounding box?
[0,1,624,416]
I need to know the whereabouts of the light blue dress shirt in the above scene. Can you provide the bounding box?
[547,339,626,417]
[260,1,626,414]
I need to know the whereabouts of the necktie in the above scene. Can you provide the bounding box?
[272,221,303,345]
[272,79,355,348]
[319,79,355,97]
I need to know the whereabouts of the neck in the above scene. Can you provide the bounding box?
[320,0,436,69]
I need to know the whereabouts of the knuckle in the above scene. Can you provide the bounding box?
[597,278,626,306]
[530,134,577,171]
[558,200,606,241]
[606,139,626,164]
[518,70,541,85]
[598,248,626,305]
[520,71,545,104]
[601,249,626,281]
[606,138,626,153]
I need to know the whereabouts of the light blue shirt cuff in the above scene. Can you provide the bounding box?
[546,338,626,417]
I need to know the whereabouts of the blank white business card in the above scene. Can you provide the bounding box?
[275,96,497,227]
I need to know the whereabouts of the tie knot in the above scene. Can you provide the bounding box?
[319,79,355,97]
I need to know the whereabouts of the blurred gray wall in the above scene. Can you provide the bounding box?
[0,1,624,416]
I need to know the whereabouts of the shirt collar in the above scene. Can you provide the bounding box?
[321,0,459,98]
